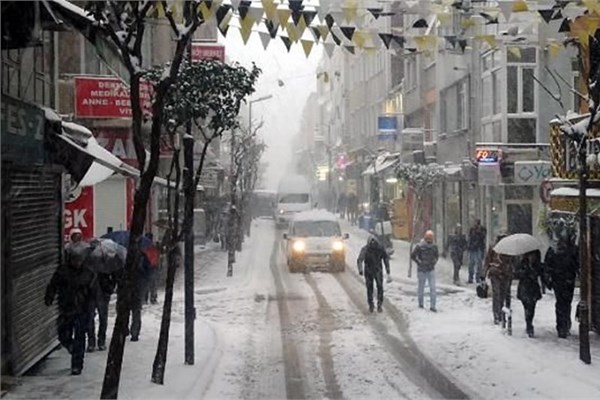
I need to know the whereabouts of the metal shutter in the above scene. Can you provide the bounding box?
[6,166,61,375]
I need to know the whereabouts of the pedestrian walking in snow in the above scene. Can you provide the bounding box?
[516,250,543,338]
[337,192,347,219]
[411,230,439,312]
[346,192,358,225]
[443,223,467,284]
[467,219,487,283]
[543,226,578,338]
[86,258,118,352]
[129,254,151,341]
[45,228,96,375]
[357,236,392,313]
[482,234,513,325]
[143,233,159,305]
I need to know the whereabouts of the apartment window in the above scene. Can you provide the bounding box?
[507,47,537,116]
[507,118,536,143]
[493,70,501,114]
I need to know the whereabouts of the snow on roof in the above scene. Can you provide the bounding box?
[292,209,339,222]
[551,187,600,197]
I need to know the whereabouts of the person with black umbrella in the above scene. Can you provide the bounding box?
[45,228,96,375]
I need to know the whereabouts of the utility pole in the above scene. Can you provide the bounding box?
[227,129,236,277]
[578,131,591,364]
[328,123,333,211]
[183,39,195,365]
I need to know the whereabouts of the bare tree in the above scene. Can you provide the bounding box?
[145,59,261,383]
[84,2,203,398]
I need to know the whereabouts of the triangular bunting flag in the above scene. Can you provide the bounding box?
[216,5,232,36]
[291,10,302,26]
[508,46,522,59]
[512,0,528,13]
[277,9,292,26]
[414,35,437,51]
[344,45,355,55]
[331,31,342,46]
[412,18,428,28]
[286,22,301,43]
[248,7,264,26]
[538,9,555,24]
[325,14,335,30]
[353,31,367,49]
[230,0,241,11]
[392,35,405,48]
[558,18,571,33]
[301,39,313,58]
[302,11,317,27]
[265,19,279,38]
[238,0,251,20]
[445,35,457,48]
[288,0,304,12]
[323,42,336,58]
[310,26,321,42]
[199,2,213,21]
[280,36,292,52]
[340,26,355,41]
[368,8,383,19]
[498,1,513,22]
[240,26,252,44]
[318,25,330,42]
[342,1,358,24]
[240,13,254,38]
[258,31,271,50]
[262,0,277,21]
[378,33,393,49]
[548,41,562,58]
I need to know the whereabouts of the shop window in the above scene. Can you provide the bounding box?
[507,118,536,143]
[507,47,537,63]
[507,203,533,234]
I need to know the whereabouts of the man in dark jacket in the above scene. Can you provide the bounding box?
[411,230,439,311]
[444,224,467,284]
[467,219,487,283]
[357,236,391,313]
[482,234,512,325]
[544,231,579,338]
[45,228,96,375]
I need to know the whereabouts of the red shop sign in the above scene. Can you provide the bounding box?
[64,186,94,241]
[74,76,153,118]
[191,43,225,62]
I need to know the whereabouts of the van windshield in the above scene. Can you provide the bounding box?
[293,221,341,237]
[279,194,309,203]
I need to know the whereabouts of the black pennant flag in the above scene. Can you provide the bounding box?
[378,33,393,49]
[303,10,317,26]
[445,35,457,48]
[340,26,355,41]
[412,18,428,28]
[238,1,251,20]
[325,14,335,29]
[458,39,468,53]
[344,46,355,55]
[292,10,302,25]
[558,18,570,33]
[391,35,405,48]
[552,9,563,21]
[215,4,231,35]
[288,0,304,12]
[265,19,279,39]
[281,36,292,52]
[331,31,342,46]
[538,9,554,24]
[311,26,321,41]
[368,8,383,19]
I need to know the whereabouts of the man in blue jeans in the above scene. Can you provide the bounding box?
[411,230,439,312]
[467,219,487,283]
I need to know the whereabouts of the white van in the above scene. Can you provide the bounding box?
[276,175,312,228]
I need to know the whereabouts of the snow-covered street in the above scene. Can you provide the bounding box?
[4,219,600,399]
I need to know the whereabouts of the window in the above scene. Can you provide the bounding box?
[493,70,501,114]
[458,80,468,129]
[505,186,534,200]
[507,118,536,143]
[522,68,535,112]
[507,66,518,113]
[506,47,537,115]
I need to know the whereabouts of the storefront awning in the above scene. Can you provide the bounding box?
[362,153,401,175]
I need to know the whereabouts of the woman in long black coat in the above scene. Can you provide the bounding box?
[517,250,543,338]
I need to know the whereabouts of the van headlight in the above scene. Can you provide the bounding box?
[293,240,305,252]
[332,241,344,252]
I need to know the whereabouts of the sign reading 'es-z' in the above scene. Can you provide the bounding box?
[74,76,153,118]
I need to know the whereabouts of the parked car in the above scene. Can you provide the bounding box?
[283,210,349,273]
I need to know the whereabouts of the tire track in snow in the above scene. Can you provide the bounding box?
[303,273,344,400]
[334,271,469,399]
[269,233,306,399]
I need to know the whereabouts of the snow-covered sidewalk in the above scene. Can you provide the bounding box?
[341,219,600,399]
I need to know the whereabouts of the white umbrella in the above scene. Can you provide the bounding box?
[493,233,541,256]
[89,238,127,274]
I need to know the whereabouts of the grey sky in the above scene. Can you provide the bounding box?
[222,28,322,191]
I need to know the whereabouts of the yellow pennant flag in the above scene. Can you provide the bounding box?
[547,41,563,58]
[477,34,497,49]
[512,0,528,13]
[155,2,166,18]
[240,26,252,45]
[240,13,255,35]
[301,39,314,58]
[287,22,301,43]
[583,0,600,15]
[353,31,367,49]
[296,15,308,37]
[414,35,437,51]
[365,47,378,56]
[318,25,330,42]
[199,2,212,21]
[262,0,277,21]
[461,17,476,30]
[277,9,292,26]
[342,0,358,23]
[508,46,522,59]
[437,13,452,26]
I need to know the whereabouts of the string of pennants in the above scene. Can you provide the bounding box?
[156,1,600,58]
